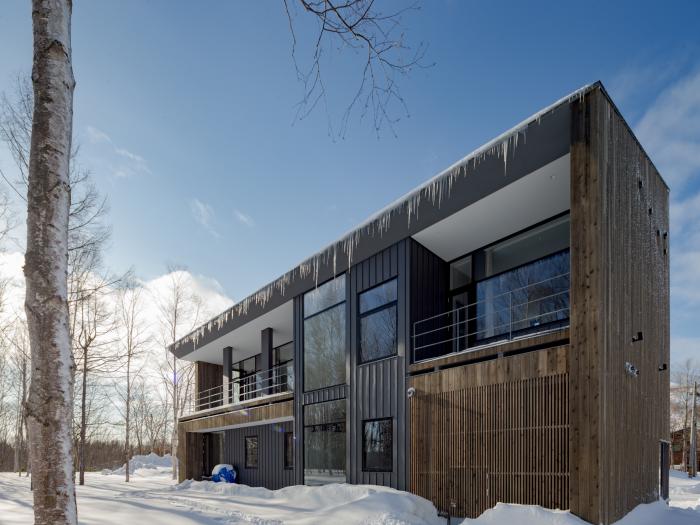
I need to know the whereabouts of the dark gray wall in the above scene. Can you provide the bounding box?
[348,241,408,490]
[223,420,295,490]
[409,240,449,362]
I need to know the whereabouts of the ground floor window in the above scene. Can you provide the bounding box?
[303,399,346,484]
[362,418,393,472]
[245,436,258,468]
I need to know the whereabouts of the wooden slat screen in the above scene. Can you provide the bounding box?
[409,349,569,518]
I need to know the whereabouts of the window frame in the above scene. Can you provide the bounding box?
[244,435,259,469]
[302,275,348,393]
[362,417,393,473]
[303,399,347,485]
[284,431,294,470]
[358,278,398,365]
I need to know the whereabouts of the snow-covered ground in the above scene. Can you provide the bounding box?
[0,461,699,525]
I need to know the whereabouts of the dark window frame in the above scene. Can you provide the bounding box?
[302,274,348,393]
[303,275,347,320]
[302,399,347,484]
[244,435,259,469]
[284,431,294,470]
[362,417,393,473]
[358,278,398,365]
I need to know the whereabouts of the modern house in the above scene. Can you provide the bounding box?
[169,82,670,524]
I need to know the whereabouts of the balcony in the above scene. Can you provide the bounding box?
[412,273,570,362]
[187,361,294,414]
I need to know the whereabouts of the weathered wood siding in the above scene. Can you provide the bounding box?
[409,346,569,518]
[195,361,223,402]
[569,86,670,524]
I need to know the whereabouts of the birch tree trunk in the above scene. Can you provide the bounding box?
[24,1,77,523]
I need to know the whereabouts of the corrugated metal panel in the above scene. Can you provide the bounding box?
[302,384,348,405]
[348,241,408,490]
[223,420,295,490]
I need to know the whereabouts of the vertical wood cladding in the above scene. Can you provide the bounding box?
[409,346,570,518]
[569,86,670,525]
[196,361,223,399]
[348,241,408,489]
[223,420,295,490]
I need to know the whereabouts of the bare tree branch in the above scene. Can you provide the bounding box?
[284,0,431,137]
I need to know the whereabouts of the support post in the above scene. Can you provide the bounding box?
[223,346,233,404]
[261,328,273,395]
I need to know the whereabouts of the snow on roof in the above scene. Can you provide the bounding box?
[172,82,597,354]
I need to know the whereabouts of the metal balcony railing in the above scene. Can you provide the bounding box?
[187,361,294,414]
[412,273,570,362]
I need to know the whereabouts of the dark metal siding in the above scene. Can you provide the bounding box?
[348,242,408,490]
[223,420,295,490]
[409,239,449,362]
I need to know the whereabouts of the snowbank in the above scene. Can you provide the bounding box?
[458,497,700,525]
[458,503,588,525]
[102,453,172,477]
[173,479,443,525]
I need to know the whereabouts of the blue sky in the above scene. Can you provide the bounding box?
[0,1,699,361]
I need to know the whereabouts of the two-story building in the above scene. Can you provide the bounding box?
[169,82,670,524]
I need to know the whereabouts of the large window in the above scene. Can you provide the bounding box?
[475,215,570,342]
[284,432,294,469]
[476,250,570,340]
[363,418,393,472]
[304,399,346,485]
[245,436,258,469]
[303,276,346,392]
[359,279,397,363]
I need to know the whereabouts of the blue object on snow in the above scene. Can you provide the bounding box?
[211,464,237,483]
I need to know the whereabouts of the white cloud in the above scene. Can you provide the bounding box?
[115,147,146,164]
[635,69,700,190]
[86,125,112,144]
[84,125,151,177]
[190,198,220,237]
[234,209,254,227]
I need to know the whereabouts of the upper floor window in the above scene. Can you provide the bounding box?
[303,276,346,392]
[359,279,398,363]
[483,214,570,277]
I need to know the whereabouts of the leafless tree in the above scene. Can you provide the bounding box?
[154,266,203,479]
[23,1,77,523]
[672,359,700,470]
[283,0,429,136]
[115,278,150,481]
[73,279,120,485]
[7,320,31,476]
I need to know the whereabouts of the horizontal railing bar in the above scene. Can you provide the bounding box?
[414,273,570,327]
[413,291,570,340]
[413,307,570,352]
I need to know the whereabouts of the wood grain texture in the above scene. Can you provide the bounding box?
[409,346,570,518]
[177,400,293,482]
[569,86,670,524]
